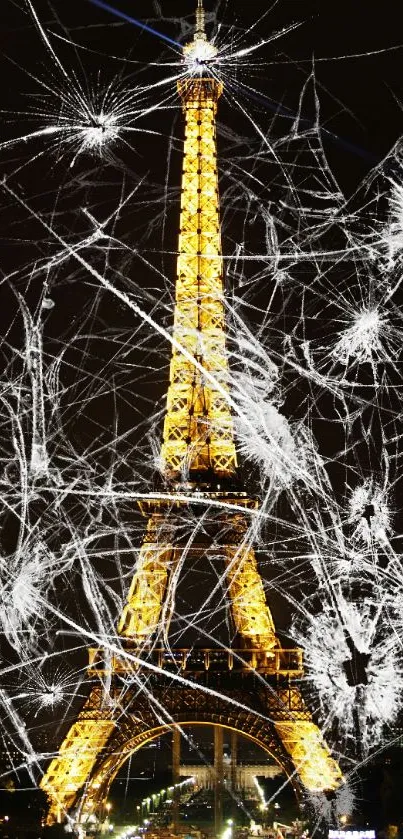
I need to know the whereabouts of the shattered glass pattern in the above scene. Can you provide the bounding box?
[0,0,402,830]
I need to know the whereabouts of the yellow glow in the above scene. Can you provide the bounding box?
[274,721,343,791]
[40,18,343,829]
[117,517,173,642]
[160,76,237,480]
[40,717,115,824]
[116,75,278,651]
[225,544,276,648]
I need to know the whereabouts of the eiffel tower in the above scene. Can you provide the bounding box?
[40,1,342,828]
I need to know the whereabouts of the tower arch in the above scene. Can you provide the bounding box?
[78,717,303,822]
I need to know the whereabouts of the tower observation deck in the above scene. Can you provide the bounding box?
[40,2,343,827]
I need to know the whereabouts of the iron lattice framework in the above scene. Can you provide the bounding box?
[40,7,343,825]
[161,75,237,479]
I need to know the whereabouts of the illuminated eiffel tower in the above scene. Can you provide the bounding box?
[41,1,342,828]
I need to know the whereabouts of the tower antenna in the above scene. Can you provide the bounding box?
[195,0,207,41]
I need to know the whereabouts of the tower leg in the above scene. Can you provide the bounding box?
[118,516,174,643]
[214,726,224,836]
[172,727,181,835]
[274,711,343,792]
[225,541,276,651]
[40,686,115,824]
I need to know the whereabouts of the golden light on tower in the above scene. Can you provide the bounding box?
[118,0,279,649]
[40,718,115,823]
[160,14,235,482]
[40,2,343,825]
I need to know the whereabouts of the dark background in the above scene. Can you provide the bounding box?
[1,1,403,832]
[1,0,403,188]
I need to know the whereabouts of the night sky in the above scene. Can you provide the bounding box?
[1,1,403,830]
[1,0,403,187]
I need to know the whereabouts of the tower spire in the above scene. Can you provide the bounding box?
[184,0,216,64]
[195,0,207,42]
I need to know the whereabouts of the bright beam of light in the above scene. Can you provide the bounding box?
[88,0,182,49]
